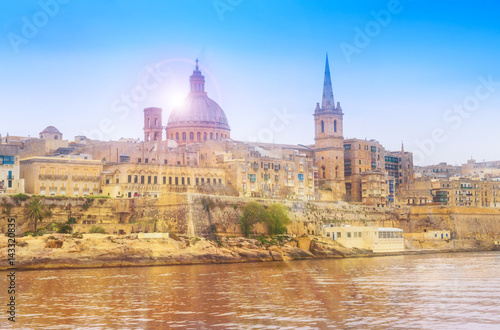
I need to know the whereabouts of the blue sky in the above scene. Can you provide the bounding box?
[1,0,500,165]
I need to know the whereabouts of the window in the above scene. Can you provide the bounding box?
[120,155,130,163]
[347,232,351,238]
[163,176,166,184]
[182,132,186,141]
[321,120,324,133]
[337,232,341,238]
[154,176,157,184]
[175,177,178,185]
[169,177,172,185]
[334,120,337,133]
[128,175,132,183]
[187,178,191,185]
[141,176,145,184]
[138,158,141,163]
[210,133,213,140]
[344,144,351,151]
[181,177,185,185]
[134,175,138,183]
[190,132,194,140]
[148,176,151,184]
[145,158,149,164]
[196,178,199,185]
[216,133,219,139]
[204,132,207,141]
[176,132,179,140]
[164,159,168,165]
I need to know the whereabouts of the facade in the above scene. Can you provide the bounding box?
[361,170,387,206]
[344,138,386,202]
[0,145,24,194]
[343,138,414,206]
[313,55,345,201]
[322,225,404,253]
[414,162,461,178]
[101,162,227,198]
[164,60,231,145]
[20,155,103,196]
[405,229,451,241]
[462,159,500,178]
[206,141,318,200]
[430,177,500,207]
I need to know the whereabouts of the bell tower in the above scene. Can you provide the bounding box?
[313,54,345,200]
[143,107,163,142]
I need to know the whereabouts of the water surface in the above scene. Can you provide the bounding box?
[2,252,500,329]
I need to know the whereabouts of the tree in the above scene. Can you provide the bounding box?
[264,203,290,235]
[239,202,267,237]
[25,197,48,233]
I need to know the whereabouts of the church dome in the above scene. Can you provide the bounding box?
[165,59,231,144]
[167,94,229,129]
[41,126,61,134]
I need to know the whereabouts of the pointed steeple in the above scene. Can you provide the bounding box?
[322,53,335,110]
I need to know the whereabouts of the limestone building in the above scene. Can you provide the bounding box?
[20,155,103,196]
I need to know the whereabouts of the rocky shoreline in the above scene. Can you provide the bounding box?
[0,234,495,271]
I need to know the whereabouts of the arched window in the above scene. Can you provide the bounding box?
[322,166,326,179]
[147,133,150,142]
[197,132,201,141]
[335,166,338,178]
[190,132,194,140]
[175,132,179,141]
[54,135,58,140]
[170,134,173,139]
[148,118,150,128]
[216,133,219,140]
[182,132,186,141]
[203,132,207,141]
[321,120,324,133]
[154,132,159,141]
[334,120,337,133]
[210,133,213,140]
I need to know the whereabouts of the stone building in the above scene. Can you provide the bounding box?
[101,162,227,198]
[313,55,345,201]
[343,138,385,202]
[20,155,103,196]
[430,177,500,207]
[361,170,387,207]
[198,140,318,200]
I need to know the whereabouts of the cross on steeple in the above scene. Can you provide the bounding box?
[195,58,199,71]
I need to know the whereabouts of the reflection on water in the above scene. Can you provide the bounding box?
[2,252,500,329]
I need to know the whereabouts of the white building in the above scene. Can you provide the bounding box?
[323,225,404,253]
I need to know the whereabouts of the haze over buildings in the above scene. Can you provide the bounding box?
[2,1,500,166]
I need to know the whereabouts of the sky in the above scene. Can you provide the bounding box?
[1,0,500,166]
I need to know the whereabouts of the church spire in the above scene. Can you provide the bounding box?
[321,53,335,110]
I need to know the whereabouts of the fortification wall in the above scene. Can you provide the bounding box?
[2,195,500,240]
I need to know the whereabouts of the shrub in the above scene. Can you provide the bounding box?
[72,232,83,239]
[264,204,290,236]
[239,202,267,237]
[89,226,106,234]
[57,224,73,234]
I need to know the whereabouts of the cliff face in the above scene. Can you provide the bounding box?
[2,195,500,240]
